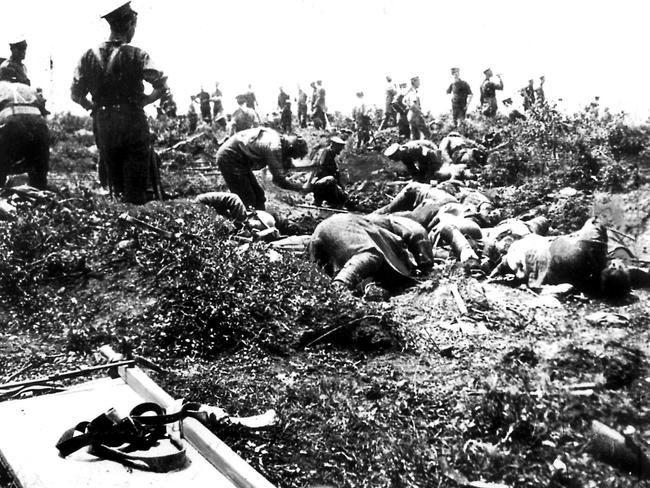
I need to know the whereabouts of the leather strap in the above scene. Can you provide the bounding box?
[56,402,196,472]
[0,105,41,122]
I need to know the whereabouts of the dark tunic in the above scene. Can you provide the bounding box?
[71,40,167,204]
[447,80,472,105]
[0,59,30,85]
[309,214,422,288]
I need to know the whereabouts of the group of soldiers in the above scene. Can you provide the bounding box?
[172,69,542,155]
[1,1,643,303]
[0,1,325,206]
[184,81,328,136]
[193,131,648,302]
[374,68,545,142]
[187,83,226,131]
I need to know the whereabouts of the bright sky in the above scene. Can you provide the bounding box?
[7,0,650,121]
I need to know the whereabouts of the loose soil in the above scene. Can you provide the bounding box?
[1,120,649,488]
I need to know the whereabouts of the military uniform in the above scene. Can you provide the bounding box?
[379,81,397,130]
[194,89,211,123]
[374,182,457,217]
[309,213,432,290]
[216,128,305,210]
[480,75,503,117]
[352,95,371,149]
[187,103,198,133]
[535,85,545,106]
[281,101,292,133]
[309,140,347,207]
[384,140,442,183]
[499,219,608,293]
[71,38,167,204]
[244,89,257,110]
[521,84,535,111]
[392,90,410,139]
[211,87,223,119]
[231,104,258,134]
[195,192,248,223]
[447,79,472,122]
[0,38,30,85]
[297,90,308,128]
[404,86,430,140]
[0,81,49,188]
[0,59,30,85]
[277,90,290,110]
[312,84,327,130]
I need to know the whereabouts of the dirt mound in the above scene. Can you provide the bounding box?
[549,342,645,389]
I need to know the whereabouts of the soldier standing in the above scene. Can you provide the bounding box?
[393,82,411,140]
[193,86,211,123]
[0,38,31,85]
[378,75,397,130]
[352,91,371,149]
[211,81,225,127]
[297,86,308,128]
[446,68,472,126]
[281,100,292,134]
[71,1,169,204]
[277,86,290,111]
[312,80,328,130]
[404,76,430,140]
[244,84,258,110]
[479,68,503,118]
[520,79,535,111]
[187,98,198,133]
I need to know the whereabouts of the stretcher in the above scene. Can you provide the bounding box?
[0,354,275,488]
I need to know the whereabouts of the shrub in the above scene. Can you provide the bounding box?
[608,123,647,159]
[123,231,394,357]
[48,112,93,144]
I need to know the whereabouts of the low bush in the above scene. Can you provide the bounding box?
[0,193,393,357]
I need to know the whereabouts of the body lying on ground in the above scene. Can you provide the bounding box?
[383,140,442,183]
[308,213,433,290]
[374,181,550,270]
[481,216,550,269]
[490,217,638,297]
[433,162,472,182]
[494,217,607,291]
[373,181,458,217]
[374,181,501,230]
[438,132,487,167]
[195,191,280,240]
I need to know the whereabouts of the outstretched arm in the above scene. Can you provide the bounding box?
[266,150,307,193]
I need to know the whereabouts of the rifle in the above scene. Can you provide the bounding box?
[118,212,199,241]
[295,204,350,214]
[150,150,164,201]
